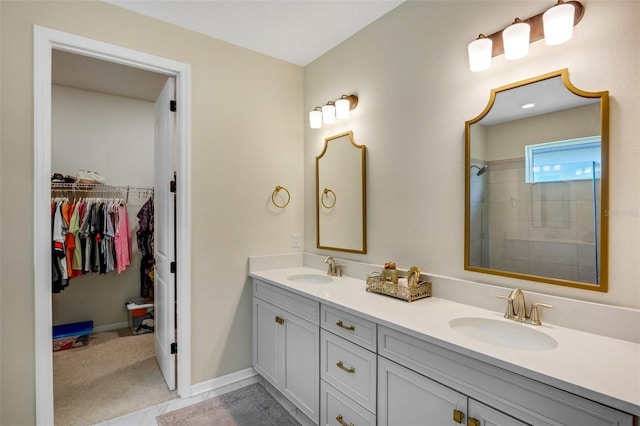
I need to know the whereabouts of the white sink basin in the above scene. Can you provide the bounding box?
[449,317,558,351]
[286,274,334,284]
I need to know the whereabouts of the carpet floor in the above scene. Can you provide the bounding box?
[156,383,300,426]
[54,329,176,426]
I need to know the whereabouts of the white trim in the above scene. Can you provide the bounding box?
[92,322,130,334]
[190,368,260,397]
[34,25,192,425]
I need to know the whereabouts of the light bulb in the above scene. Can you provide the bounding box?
[543,1,575,45]
[503,19,530,60]
[335,97,350,119]
[322,102,335,124]
[309,107,322,129]
[468,35,492,72]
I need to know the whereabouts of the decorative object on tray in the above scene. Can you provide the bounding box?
[381,262,398,283]
[366,264,431,302]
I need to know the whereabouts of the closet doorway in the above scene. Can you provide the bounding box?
[34,27,192,425]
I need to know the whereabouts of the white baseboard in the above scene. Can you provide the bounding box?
[92,321,129,333]
[190,367,259,397]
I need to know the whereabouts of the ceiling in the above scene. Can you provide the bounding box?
[479,76,599,126]
[53,1,404,102]
[106,0,405,67]
[52,50,170,102]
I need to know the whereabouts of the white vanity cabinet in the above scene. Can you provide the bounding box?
[378,356,526,426]
[378,325,635,426]
[320,305,377,426]
[252,279,320,423]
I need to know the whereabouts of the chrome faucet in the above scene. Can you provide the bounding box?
[497,288,552,325]
[323,256,343,277]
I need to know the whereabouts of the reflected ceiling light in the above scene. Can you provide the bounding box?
[503,18,530,60]
[467,1,583,71]
[520,103,536,109]
[309,94,358,129]
[309,107,323,129]
[543,0,576,45]
[467,34,493,72]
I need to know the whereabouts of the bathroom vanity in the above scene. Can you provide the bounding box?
[251,264,639,426]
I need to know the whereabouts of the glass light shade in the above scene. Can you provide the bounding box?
[322,102,336,124]
[543,2,575,45]
[309,109,322,129]
[502,20,530,60]
[335,98,350,119]
[468,37,493,72]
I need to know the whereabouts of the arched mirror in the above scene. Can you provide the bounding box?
[316,131,367,254]
[465,69,609,291]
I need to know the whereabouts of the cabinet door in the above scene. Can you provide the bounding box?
[321,380,376,426]
[282,310,320,423]
[378,356,467,426]
[253,297,282,388]
[468,399,529,426]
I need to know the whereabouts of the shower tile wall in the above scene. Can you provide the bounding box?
[486,158,599,283]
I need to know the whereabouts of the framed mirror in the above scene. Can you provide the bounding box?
[316,131,367,254]
[465,69,609,291]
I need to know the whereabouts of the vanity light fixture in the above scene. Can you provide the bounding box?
[503,18,530,60]
[467,0,583,71]
[309,94,359,129]
[309,107,323,129]
[322,101,336,124]
[543,0,576,45]
[468,34,493,72]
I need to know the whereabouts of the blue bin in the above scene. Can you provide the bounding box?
[53,321,93,351]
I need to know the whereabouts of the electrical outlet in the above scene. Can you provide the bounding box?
[292,233,301,248]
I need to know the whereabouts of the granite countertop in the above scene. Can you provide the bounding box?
[250,266,640,417]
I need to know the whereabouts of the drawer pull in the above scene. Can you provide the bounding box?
[336,360,356,374]
[336,320,355,331]
[453,409,465,423]
[467,418,480,426]
[336,414,355,426]
[274,316,284,325]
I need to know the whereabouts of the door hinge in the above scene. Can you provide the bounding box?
[170,180,176,193]
[170,100,177,112]
[171,342,177,355]
[170,262,176,274]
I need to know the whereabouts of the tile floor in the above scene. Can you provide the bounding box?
[94,377,310,426]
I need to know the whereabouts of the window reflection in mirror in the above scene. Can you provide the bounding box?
[465,69,609,291]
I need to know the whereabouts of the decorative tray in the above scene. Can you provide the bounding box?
[366,272,432,302]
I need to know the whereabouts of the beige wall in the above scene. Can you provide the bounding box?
[0,1,303,424]
[304,1,639,307]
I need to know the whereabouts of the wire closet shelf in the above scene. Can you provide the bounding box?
[51,183,154,203]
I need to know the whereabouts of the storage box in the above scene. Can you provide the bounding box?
[52,321,93,351]
[126,298,154,335]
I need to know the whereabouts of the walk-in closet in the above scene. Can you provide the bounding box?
[50,49,176,425]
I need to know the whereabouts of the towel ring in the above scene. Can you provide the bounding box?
[321,188,336,209]
[272,185,290,208]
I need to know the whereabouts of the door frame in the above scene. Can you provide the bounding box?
[34,26,192,425]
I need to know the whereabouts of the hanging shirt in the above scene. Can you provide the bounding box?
[115,203,131,273]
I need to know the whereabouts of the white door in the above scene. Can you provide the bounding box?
[154,77,176,390]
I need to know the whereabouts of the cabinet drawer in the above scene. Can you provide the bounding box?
[378,326,634,426]
[321,305,376,351]
[253,278,319,324]
[321,380,376,426]
[321,329,376,413]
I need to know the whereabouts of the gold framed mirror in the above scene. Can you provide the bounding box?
[465,69,609,291]
[316,131,367,254]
